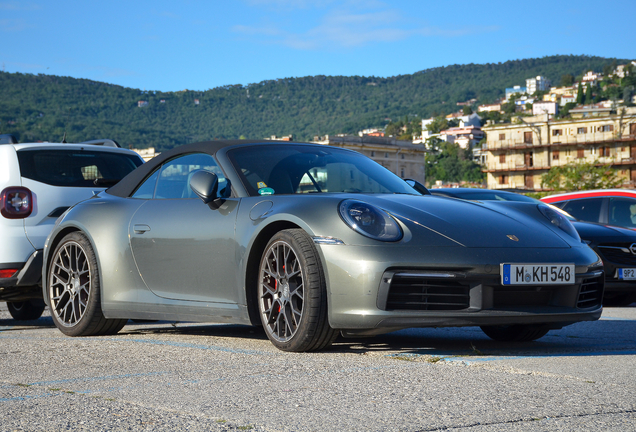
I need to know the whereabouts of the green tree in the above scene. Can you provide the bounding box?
[560,74,574,87]
[576,82,584,104]
[541,159,622,191]
[425,116,449,134]
[584,83,593,104]
[462,105,473,115]
[624,86,635,106]
[384,121,403,137]
[557,102,577,118]
[426,140,484,184]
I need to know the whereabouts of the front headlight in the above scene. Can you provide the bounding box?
[538,204,580,241]
[339,200,402,241]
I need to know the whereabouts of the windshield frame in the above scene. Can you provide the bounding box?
[226,144,421,197]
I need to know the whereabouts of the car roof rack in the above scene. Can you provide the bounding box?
[76,139,121,148]
[0,134,19,144]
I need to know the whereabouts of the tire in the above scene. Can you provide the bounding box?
[7,299,46,321]
[47,231,127,336]
[480,324,550,342]
[258,229,338,352]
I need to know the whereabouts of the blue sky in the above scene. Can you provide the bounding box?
[2,0,635,92]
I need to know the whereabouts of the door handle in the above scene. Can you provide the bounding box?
[133,224,151,234]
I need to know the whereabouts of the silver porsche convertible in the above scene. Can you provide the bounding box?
[42,140,604,351]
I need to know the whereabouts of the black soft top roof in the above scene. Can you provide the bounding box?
[106,140,312,197]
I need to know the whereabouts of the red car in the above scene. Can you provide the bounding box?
[541,190,636,230]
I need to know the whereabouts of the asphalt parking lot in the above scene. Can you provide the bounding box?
[1,303,635,432]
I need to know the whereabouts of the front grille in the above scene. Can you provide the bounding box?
[597,245,636,266]
[577,274,604,308]
[385,274,470,311]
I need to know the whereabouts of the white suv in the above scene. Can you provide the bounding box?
[0,134,144,320]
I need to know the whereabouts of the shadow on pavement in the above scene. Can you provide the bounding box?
[115,317,636,358]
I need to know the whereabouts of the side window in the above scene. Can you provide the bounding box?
[133,153,226,199]
[609,198,636,228]
[561,198,603,223]
[132,169,160,199]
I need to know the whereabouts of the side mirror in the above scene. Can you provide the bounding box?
[189,170,219,204]
[404,178,431,195]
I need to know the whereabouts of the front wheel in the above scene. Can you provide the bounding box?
[480,324,550,342]
[47,231,127,336]
[7,299,45,321]
[258,229,338,352]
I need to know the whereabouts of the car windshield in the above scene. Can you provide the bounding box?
[227,144,419,196]
[17,149,143,187]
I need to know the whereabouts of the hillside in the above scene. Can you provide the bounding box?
[0,55,629,151]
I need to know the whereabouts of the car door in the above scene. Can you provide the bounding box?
[128,153,240,303]
[608,197,636,229]
[559,198,605,224]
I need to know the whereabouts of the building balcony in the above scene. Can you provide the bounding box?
[485,158,636,174]
[487,133,636,152]
[484,164,552,173]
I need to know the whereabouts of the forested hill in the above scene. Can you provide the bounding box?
[0,55,628,151]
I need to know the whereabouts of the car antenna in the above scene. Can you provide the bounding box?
[61,108,70,143]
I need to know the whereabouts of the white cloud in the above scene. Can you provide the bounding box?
[0,2,40,11]
[233,6,499,50]
[0,18,32,32]
[4,60,46,70]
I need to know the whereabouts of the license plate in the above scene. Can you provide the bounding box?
[501,264,575,285]
[618,268,636,280]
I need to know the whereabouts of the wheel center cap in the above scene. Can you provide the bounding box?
[280,280,290,300]
[70,275,80,294]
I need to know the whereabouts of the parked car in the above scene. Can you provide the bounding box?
[541,189,636,230]
[0,135,144,320]
[432,188,636,306]
[43,141,603,351]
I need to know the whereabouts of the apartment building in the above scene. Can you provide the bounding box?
[312,135,427,183]
[526,76,551,95]
[483,108,636,190]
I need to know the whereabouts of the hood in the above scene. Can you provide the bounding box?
[369,194,573,248]
[572,221,636,244]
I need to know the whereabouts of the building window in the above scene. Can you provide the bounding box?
[499,154,505,163]
[601,125,614,132]
[524,131,533,144]
[384,152,388,158]
[552,129,563,136]
[577,127,587,134]
[601,146,611,157]
[498,175,508,185]
[591,147,597,155]
[577,148,585,158]
[400,168,405,177]
[552,150,560,160]
[499,133,505,140]
[401,154,405,159]
[370,151,375,157]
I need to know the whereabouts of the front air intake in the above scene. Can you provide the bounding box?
[385,273,470,311]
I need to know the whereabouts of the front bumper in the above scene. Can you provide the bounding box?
[318,244,604,334]
[0,250,44,301]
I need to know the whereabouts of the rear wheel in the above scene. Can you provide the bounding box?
[48,232,127,336]
[258,229,338,352]
[7,299,45,321]
[480,324,550,342]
